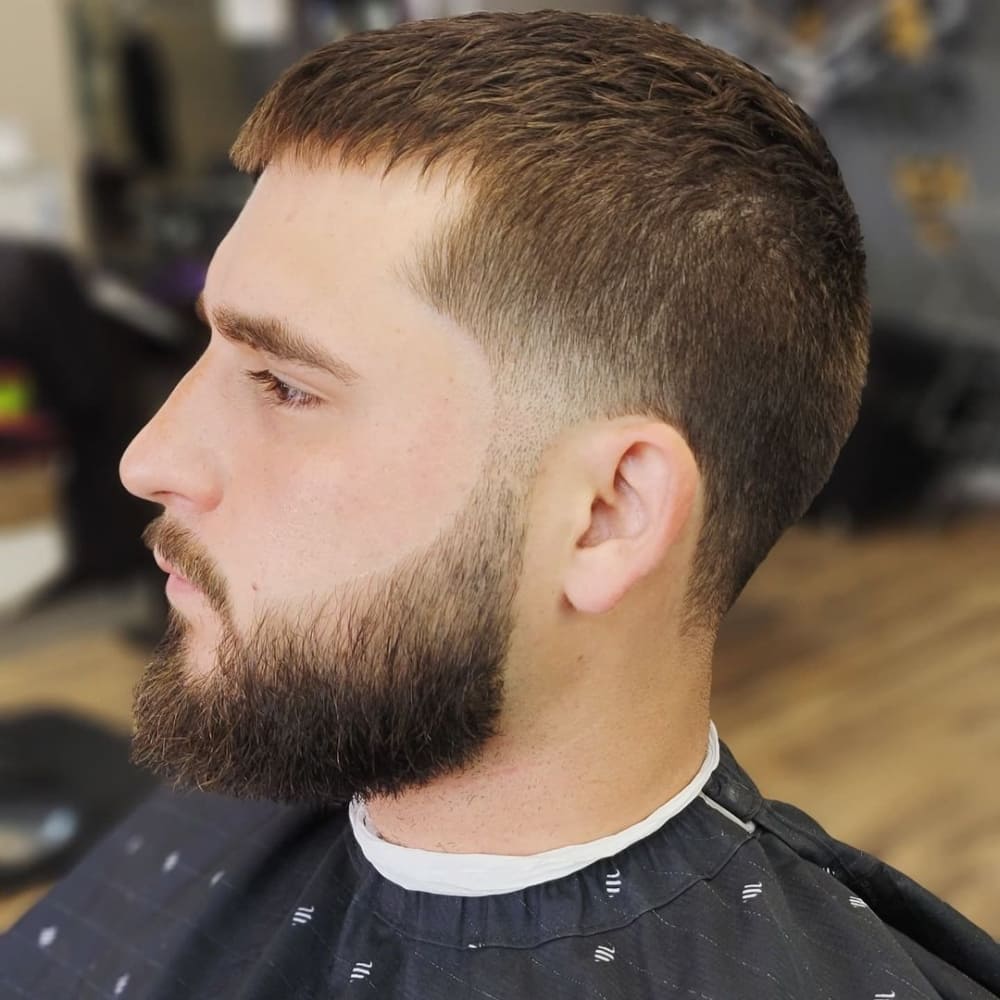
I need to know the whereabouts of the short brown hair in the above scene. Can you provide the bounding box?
[232,11,870,626]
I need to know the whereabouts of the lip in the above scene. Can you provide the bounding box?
[153,549,194,588]
[165,572,202,600]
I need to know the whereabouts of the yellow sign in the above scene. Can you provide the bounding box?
[885,0,932,62]
[893,156,971,252]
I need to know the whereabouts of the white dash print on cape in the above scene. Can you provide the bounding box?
[351,961,374,981]
[594,945,616,963]
[875,992,896,999]
[292,906,315,926]
[162,851,179,873]
[849,896,869,909]
[210,870,225,887]
[114,973,130,995]
[605,868,622,895]
[742,882,763,901]
[37,926,57,948]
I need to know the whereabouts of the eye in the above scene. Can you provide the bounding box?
[243,369,322,410]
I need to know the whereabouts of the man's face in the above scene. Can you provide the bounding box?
[120,159,530,807]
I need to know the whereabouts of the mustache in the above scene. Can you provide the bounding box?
[142,517,229,615]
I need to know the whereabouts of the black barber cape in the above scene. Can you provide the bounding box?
[2,741,998,999]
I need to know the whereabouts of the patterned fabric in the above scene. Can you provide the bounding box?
[2,741,997,999]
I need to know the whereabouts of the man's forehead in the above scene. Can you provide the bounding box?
[202,155,488,384]
[252,154,464,228]
[209,156,463,306]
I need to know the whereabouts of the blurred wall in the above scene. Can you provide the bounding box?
[142,2,246,174]
[76,0,248,176]
[0,0,85,249]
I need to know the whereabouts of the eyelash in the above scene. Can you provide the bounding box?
[243,369,322,410]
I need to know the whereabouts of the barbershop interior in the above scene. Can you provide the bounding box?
[0,0,997,940]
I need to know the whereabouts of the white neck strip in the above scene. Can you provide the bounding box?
[349,721,719,897]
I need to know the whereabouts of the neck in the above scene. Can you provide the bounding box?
[364,643,713,855]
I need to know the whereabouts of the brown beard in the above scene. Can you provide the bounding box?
[131,464,529,809]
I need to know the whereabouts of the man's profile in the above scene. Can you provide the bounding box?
[3,11,998,999]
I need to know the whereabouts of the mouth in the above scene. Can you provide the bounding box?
[153,548,193,586]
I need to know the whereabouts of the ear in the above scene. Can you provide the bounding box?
[563,421,699,615]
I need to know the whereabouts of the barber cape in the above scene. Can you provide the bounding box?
[2,734,998,999]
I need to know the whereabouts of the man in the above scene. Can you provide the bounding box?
[3,11,997,999]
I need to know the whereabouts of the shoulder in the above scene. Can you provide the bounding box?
[692,743,1000,998]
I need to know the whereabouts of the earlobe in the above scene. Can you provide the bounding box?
[563,424,698,616]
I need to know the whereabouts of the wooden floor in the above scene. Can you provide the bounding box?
[0,506,998,937]
[713,512,1000,937]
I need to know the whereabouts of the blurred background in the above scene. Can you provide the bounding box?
[1,0,998,936]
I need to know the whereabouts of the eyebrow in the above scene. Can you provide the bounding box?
[195,292,363,387]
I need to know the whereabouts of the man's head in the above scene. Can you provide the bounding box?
[120,12,868,807]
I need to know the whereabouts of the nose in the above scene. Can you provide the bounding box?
[119,359,224,514]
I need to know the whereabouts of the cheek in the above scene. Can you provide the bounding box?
[223,364,492,608]
[226,440,453,608]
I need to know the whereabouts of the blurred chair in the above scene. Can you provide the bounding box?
[0,239,189,613]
